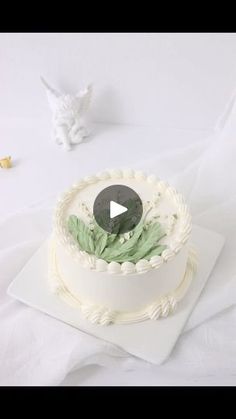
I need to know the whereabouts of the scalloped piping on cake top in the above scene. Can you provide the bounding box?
[49,240,197,326]
[53,169,192,275]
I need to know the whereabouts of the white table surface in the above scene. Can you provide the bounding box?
[1,117,235,386]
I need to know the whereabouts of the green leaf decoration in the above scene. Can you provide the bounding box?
[93,224,108,257]
[143,244,167,260]
[106,232,117,246]
[104,222,166,263]
[103,235,124,254]
[68,215,95,254]
[68,214,78,235]
[67,212,168,264]
[101,221,144,261]
[120,222,162,258]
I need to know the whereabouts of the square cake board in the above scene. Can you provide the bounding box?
[7,225,225,365]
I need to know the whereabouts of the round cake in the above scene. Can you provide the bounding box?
[49,169,197,325]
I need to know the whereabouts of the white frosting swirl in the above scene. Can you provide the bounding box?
[84,175,97,184]
[108,261,121,274]
[150,255,163,268]
[134,170,146,181]
[162,249,175,262]
[136,259,151,274]
[81,304,116,325]
[147,303,162,320]
[161,297,172,317]
[146,296,177,320]
[147,174,158,184]
[75,179,87,189]
[81,253,96,269]
[96,259,108,272]
[109,169,123,179]
[97,171,110,180]
[123,168,134,178]
[158,180,169,193]
[121,261,135,274]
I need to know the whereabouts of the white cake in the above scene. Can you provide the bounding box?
[49,169,197,325]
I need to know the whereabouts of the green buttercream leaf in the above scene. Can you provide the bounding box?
[68,215,79,245]
[104,222,166,263]
[68,214,78,234]
[129,222,164,255]
[101,221,144,261]
[67,214,167,264]
[68,215,95,253]
[143,244,167,260]
[106,232,117,246]
[93,224,108,257]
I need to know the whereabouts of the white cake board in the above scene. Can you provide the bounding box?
[7,225,224,365]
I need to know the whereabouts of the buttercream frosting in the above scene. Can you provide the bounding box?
[49,239,197,325]
[49,168,196,326]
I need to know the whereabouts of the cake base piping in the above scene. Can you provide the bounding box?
[48,240,197,326]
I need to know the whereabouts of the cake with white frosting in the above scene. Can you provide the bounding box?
[49,169,197,325]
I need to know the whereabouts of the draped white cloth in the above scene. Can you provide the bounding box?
[1,95,236,385]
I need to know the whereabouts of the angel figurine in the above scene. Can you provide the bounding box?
[41,77,92,151]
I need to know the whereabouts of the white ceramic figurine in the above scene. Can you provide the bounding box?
[41,77,92,151]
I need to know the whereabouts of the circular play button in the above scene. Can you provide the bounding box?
[93,184,143,234]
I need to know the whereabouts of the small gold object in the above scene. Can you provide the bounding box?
[0,156,12,169]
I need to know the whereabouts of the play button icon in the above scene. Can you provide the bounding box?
[110,201,128,219]
[93,184,143,234]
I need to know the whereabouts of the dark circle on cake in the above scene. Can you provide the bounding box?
[93,184,143,234]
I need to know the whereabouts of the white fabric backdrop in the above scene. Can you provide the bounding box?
[1,33,236,129]
[1,95,236,385]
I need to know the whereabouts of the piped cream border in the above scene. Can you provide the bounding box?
[53,169,192,275]
[49,239,197,326]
